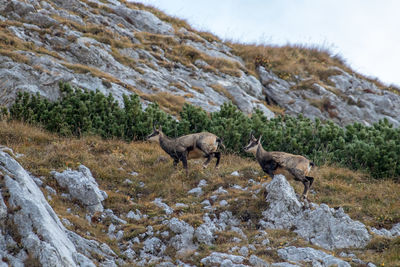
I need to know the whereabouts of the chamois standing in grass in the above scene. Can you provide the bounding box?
[147,126,224,176]
[244,133,315,201]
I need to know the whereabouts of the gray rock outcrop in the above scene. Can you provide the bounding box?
[259,66,400,127]
[260,175,371,250]
[167,218,196,255]
[0,145,373,266]
[371,223,400,238]
[1,0,400,127]
[0,149,116,266]
[52,165,108,212]
[200,252,246,267]
[0,0,274,119]
[277,246,350,267]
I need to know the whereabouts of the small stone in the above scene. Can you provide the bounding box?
[198,179,208,187]
[153,198,174,215]
[85,213,92,223]
[123,179,133,185]
[249,255,269,267]
[126,209,142,220]
[278,246,350,267]
[188,187,203,197]
[201,200,211,206]
[62,218,72,226]
[45,185,57,195]
[214,186,228,194]
[219,200,228,206]
[232,237,242,243]
[231,171,240,176]
[239,246,249,257]
[229,246,239,252]
[32,177,43,187]
[261,239,270,246]
[210,195,218,201]
[220,259,233,267]
[61,193,71,199]
[146,226,154,236]
[116,230,124,240]
[123,248,136,260]
[161,231,169,238]
[232,184,244,190]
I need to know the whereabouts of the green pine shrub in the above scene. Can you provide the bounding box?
[7,82,400,179]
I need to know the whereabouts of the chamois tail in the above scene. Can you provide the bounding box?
[216,137,225,150]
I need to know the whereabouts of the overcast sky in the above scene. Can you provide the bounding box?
[133,0,400,87]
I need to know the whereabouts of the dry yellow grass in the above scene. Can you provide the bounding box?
[231,43,349,80]
[209,83,236,104]
[110,47,137,69]
[310,165,400,228]
[141,91,186,115]
[135,33,242,77]
[265,103,285,116]
[0,49,30,64]
[191,86,205,94]
[169,82,188,92]
[0,121,399,265]
[0,25,62,61]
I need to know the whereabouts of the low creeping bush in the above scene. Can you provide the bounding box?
[5,83,400,179]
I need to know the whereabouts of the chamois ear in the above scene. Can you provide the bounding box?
[159,125,162,131]
[258,135,262,144]
[249,130,255,140]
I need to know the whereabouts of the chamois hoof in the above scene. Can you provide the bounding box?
[300,195,310,203]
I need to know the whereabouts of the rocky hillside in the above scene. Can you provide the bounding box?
[1,121,400,266]
[1,1,400,266]
[1,0,400,126]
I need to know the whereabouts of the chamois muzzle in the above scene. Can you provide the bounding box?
[147,125,161,142]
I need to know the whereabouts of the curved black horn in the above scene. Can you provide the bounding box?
[153,121,159,130]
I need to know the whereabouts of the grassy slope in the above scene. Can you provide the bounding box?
[1,120,399,265]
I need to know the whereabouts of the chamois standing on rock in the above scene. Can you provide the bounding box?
[147,126,224,175]
[244,133,315,201]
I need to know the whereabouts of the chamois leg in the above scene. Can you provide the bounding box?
[214,152,221,168]
[288,168,310,201]
[202,154,213,168]
[262,160,278,179]
[173,158,179,168]
[262,167,274,178]
[180,153,189,176]
[301,179,311,201]
[306,176,314,188]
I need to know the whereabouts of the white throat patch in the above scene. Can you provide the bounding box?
[148,135,160,143]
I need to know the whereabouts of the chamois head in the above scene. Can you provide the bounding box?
[243,133,262,155]
[147,125,162,143]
